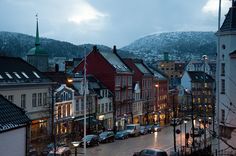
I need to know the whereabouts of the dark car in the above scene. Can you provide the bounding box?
[153,124,161,132]
[146,125,154,133]
[115,130,129,140]
[140,126,148,135]
[79,135,99,147]
[99,131,115,143]
[133,148,168,156]
[170,118,181,126]
[42,143,58,156]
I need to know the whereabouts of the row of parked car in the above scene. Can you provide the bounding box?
[79,124,162,147]
[41,124,162,155]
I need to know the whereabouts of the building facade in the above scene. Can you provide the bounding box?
[214,1,236,155]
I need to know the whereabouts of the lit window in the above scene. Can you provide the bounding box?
[13,72,21,79]
[22,72,29,78]
[5,72,13,79]
[33,71,40,78]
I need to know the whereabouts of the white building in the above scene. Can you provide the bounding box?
[0,56,54,144]
[215,1,236,155]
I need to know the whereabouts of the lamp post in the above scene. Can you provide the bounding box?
[71,141,80,156]
[184,120,187,155]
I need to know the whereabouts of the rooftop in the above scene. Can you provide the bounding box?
[0,95,30,132]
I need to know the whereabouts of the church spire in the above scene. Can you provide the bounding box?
[35,14,40,46]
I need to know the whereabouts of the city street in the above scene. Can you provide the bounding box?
[73,123,192,156]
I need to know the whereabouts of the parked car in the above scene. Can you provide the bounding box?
[79,135,100,147]
[140,126,148,135]
[146,125,154,133]
[42,143,65,156]
[47,146,71,156]
[99,131,115,143]
[153,124,161,132]
[126,124,141,137]
[133,148,168,156]
[115,130,129,140]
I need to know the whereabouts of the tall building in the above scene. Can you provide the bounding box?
[27,17,48,72]
[215,1,236,155]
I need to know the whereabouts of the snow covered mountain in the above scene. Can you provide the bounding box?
[121,31,217,62]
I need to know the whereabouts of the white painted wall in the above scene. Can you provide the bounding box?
[217,31,236,151]
[0,127,26,156]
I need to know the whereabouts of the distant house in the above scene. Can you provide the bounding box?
[0,95,30,156]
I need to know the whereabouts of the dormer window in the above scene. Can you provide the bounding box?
[5,72,13,79]
[22,72,29,79]
[13,72,21,79]
[33,71,40,78]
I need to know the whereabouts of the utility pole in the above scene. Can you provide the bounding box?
[190,91,195,151]
[172,91,177,152]
[83,46,87,156]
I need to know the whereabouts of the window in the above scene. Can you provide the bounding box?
[43,93,47,105]
[109,102,112,111]
[5,72,13,79]
[58,106,61,119]
[63,105,66,117]
[76,100,79,111]
[102,104,104,113]
[105,103,108,112]
[21,94,26,108]
[21,72,29,79]
[33,71,40,78]
[221,79,225,94]
[13,72,21,79]
[115,76,121,86]
[221,109,225,123]
[38,93,42,106]
[122,76,126,87]
[221,63,225,76]
[128,76,132,86]
[115,91,120,101]
[67,104,70,117]
[32,93,37,107]
[8,95,14,103]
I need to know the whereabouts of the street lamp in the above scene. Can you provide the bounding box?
[71,141,80,156]
[184,120,188,155]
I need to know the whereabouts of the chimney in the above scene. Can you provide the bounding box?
[55,64,59,72]
[113,45,117,54]
[93,45,97,51]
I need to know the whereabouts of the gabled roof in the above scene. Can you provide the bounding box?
[133,59,153,76]
[187,71,214,83]
[100,46,132,73]
[220,3,236,32]
[148,66,168,80]
[0,56,52,84]
[0,95,30,132]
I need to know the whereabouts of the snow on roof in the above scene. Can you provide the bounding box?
[100,52,130,72]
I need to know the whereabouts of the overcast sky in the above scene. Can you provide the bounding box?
[0,0,232,47]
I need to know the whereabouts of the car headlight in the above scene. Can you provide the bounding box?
[155,127,158,131]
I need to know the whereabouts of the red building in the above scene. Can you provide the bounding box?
[124,59,154,124]
[73,46,133,130]
[149,67,169,125]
